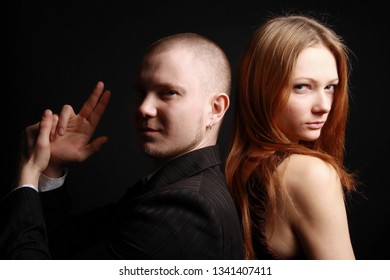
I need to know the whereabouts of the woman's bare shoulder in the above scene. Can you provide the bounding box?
[279,154,341,197]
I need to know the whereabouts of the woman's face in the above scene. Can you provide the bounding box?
[276,44,338,143]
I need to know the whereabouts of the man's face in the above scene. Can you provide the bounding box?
[133,48,212,163]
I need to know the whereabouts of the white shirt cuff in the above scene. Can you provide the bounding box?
[38,169,68,192]
[14,184,39,192]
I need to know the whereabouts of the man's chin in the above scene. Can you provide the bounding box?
[140,145,162,158]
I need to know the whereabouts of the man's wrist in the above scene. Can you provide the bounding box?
[17,164,41,188]
[43,163,64,178]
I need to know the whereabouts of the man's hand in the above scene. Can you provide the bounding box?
[45,81,111,177]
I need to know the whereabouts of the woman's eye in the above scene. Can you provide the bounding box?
[325,84,336,93]
[295,84,307,90]
[293,84,309,93]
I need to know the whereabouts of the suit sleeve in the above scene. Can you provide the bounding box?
[0,188,51,259]
[39,185,118,259]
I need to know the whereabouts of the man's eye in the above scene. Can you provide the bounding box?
[162,90,177,96]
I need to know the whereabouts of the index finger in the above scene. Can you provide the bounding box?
[79,81,106,119]
[87,89,111,129]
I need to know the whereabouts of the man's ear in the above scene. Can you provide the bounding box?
[209,93,230,126]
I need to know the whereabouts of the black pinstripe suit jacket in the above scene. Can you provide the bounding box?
[0,145,244,259]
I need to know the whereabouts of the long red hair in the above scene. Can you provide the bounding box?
[225,14,357,259]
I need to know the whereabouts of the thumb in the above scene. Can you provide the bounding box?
[36,109,54,147]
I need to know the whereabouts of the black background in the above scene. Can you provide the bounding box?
[6,0,390,259]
